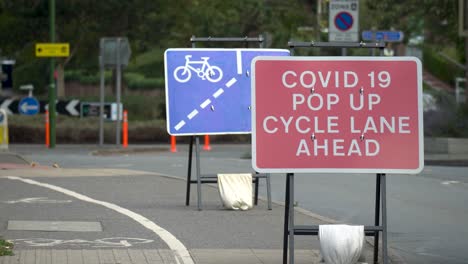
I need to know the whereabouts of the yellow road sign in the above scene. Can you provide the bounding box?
[35,43,70,57]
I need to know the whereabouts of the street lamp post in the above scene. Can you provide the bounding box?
[48,0,56,148]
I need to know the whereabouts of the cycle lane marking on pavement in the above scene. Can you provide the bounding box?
[3,197,73,204]
[10,237,154,248]
[6,176,194,264]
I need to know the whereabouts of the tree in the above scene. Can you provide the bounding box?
[0,0,341,95]
[363,0,459,48]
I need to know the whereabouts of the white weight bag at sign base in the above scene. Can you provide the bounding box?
[319,225,365,264]
[217,173,253,211]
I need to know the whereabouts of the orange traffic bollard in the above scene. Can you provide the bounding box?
[203,134,211,151]
[45,110,50,147]
[170,136,177,152]
[122,110,128,148]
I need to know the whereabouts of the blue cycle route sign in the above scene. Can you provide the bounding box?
[18,96,40,115]
[164,48,290,135]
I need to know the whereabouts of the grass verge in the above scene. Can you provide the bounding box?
[0,238,13,256]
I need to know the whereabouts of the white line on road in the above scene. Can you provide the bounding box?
[6,176,194,264]
[441,180,460,185]
[3,197,72,204]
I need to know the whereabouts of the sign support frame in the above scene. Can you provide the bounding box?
[282,173,388,264]
[183,36,272,211]
[280,41,388,264]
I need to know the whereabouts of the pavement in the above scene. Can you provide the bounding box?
[0,143,467,264]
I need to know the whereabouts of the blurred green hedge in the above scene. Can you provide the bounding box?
[422,46,464,86]
[123,72,165,90]
[64,70,165,90]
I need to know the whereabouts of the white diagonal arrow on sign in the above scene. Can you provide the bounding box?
[0,99,13,114]
[66,100,80,116]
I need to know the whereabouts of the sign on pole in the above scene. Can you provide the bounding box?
[100,38,131,67]
[164,48,290,135]
[329,0,359,42]
[82,102,110,118]
[99,37,131,145]
[251,56,424,174]
[35,43,70,57]
[18,97,40,116]
[1,60,15,95]
[362,31,404,42]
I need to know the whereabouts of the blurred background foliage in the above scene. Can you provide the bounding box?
[1,0,461,90]
[0,0,467,139]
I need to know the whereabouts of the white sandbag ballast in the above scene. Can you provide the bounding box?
[217,173,253,210]
[319,224,365,264]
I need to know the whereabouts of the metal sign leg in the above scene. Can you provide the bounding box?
[185,136,194,206]
[374,173,381,263]
[254,177,259,205]
[288,173,295,264]
[266,174,272,210]
[283,173,290,264]
[195,136,202,211]
[283,173,295,264]
[374,173,388,264]
[382,173,388,264]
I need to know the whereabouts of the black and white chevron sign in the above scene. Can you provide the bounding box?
[0,98,16,114]
[0,98,81,116]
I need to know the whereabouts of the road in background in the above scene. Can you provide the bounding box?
[6,144,468,263]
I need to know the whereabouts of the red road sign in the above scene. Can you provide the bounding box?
[251,57,423,174]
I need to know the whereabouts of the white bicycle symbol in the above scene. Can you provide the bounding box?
[173,55,223,83]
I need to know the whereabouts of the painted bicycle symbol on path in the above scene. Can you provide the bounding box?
[173,55,223,83]
[11,237,154,248]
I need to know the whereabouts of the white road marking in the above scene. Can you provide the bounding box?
[226,78,237,88]
[7,176,194,264]
[113,164,132,168]
[120,239,132,247]
[213,88,224,98]
[200,99,211,109]
[174,121,186,131]
[3,197,72,204]
[236,50,242,74]
[441,180,460,185]
[11,237,153,248]
[187,110,199,120]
